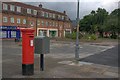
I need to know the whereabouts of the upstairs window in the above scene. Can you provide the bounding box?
[37,20,40,25]
[33,10,37,15]
[10,5,15,11]
[49,13,52,18]
[56,22,58,27]
[46,21,48,26]
[41,21,44,26]
[17,18,21,24]
[53,14,55,18]
[3,3,8,10]
[27,8,31,14]
[16,6,21,12]
[62,16,64,20]
[58,15,61,19]
[23,19,26,24]
[41,11,44,17]
[10,17,14,23]
[45,12,48,18]
[3,16,7,23]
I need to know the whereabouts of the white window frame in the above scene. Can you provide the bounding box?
[49,13,52,18]
[17,18,21,24]
[33,10,37,15]
[53,14,55,18]
[37,20,40,25]
[10,5,15,11]
[62,16,64,20]
[23,19,26,24]
[16,6,21,12]
[3,3,8,10]
[46,21,48,26]
[10,17,14,23]
[27,8,31,14]
[41,21,44,26]
[3,16,8,23]
[42,11,44,17]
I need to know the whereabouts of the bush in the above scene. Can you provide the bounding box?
[82,34,97,40]
[65,32,83,39]
[110,34,118,39]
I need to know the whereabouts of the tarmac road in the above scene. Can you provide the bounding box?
[80,44,119,67]
[1,39,118,78]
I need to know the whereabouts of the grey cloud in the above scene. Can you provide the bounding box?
[26,2,118,20]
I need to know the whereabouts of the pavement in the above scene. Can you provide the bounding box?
[1,39,119,78]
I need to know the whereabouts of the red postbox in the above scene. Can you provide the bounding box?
[21,28,34,75]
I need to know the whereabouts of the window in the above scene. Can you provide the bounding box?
[3,16,7,23]
[10,5,15,11]
[53,14,55,18]
[41,11,44,17]
[30,21,34,26]
[3,3,8,10]
[53,22,55,26]
[17,18,21,24]
[17,6,21,12]
[49,13,52,18]
[41,21,44,26]
[49,22,51,26]
[33,10,37,15]
[62,16,64,20]
[45,12,48,18]
[10,17,14,23]
[58,15,61,19]
[46,21,48,26]
[23,19,26,24]
[37,20,40,25]
[27,8,31,14]
[56,23,58,27]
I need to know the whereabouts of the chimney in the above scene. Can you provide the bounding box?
[63,11,66,14]
[39,4,42,8]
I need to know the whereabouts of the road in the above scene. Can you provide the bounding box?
[80,44,119,67]
[1,40,118,78]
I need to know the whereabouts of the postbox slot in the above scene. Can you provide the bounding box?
[29,35,34,37]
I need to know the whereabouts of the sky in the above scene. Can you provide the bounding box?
[1,0,119,20]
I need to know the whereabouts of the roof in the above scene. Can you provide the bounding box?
[3,2,66,16]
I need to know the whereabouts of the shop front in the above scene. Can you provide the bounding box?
[0,26,20,39]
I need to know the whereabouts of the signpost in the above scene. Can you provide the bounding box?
[75,0,80,60]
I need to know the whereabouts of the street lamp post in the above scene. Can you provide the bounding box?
[75,0,80,60]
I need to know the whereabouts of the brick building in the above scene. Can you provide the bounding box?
[0,2,72,38]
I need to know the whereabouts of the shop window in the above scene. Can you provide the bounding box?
[17,18,21,24]
[10,5,15,11]
[27,8,31,14]
[23,19,26,24]
[10,17,14,23]
[3,16,7,23]
[11,31,16,38]
[3,3,8,10]
[2,31,7,38]
[38,30,47,36]
[16,6,21,12]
